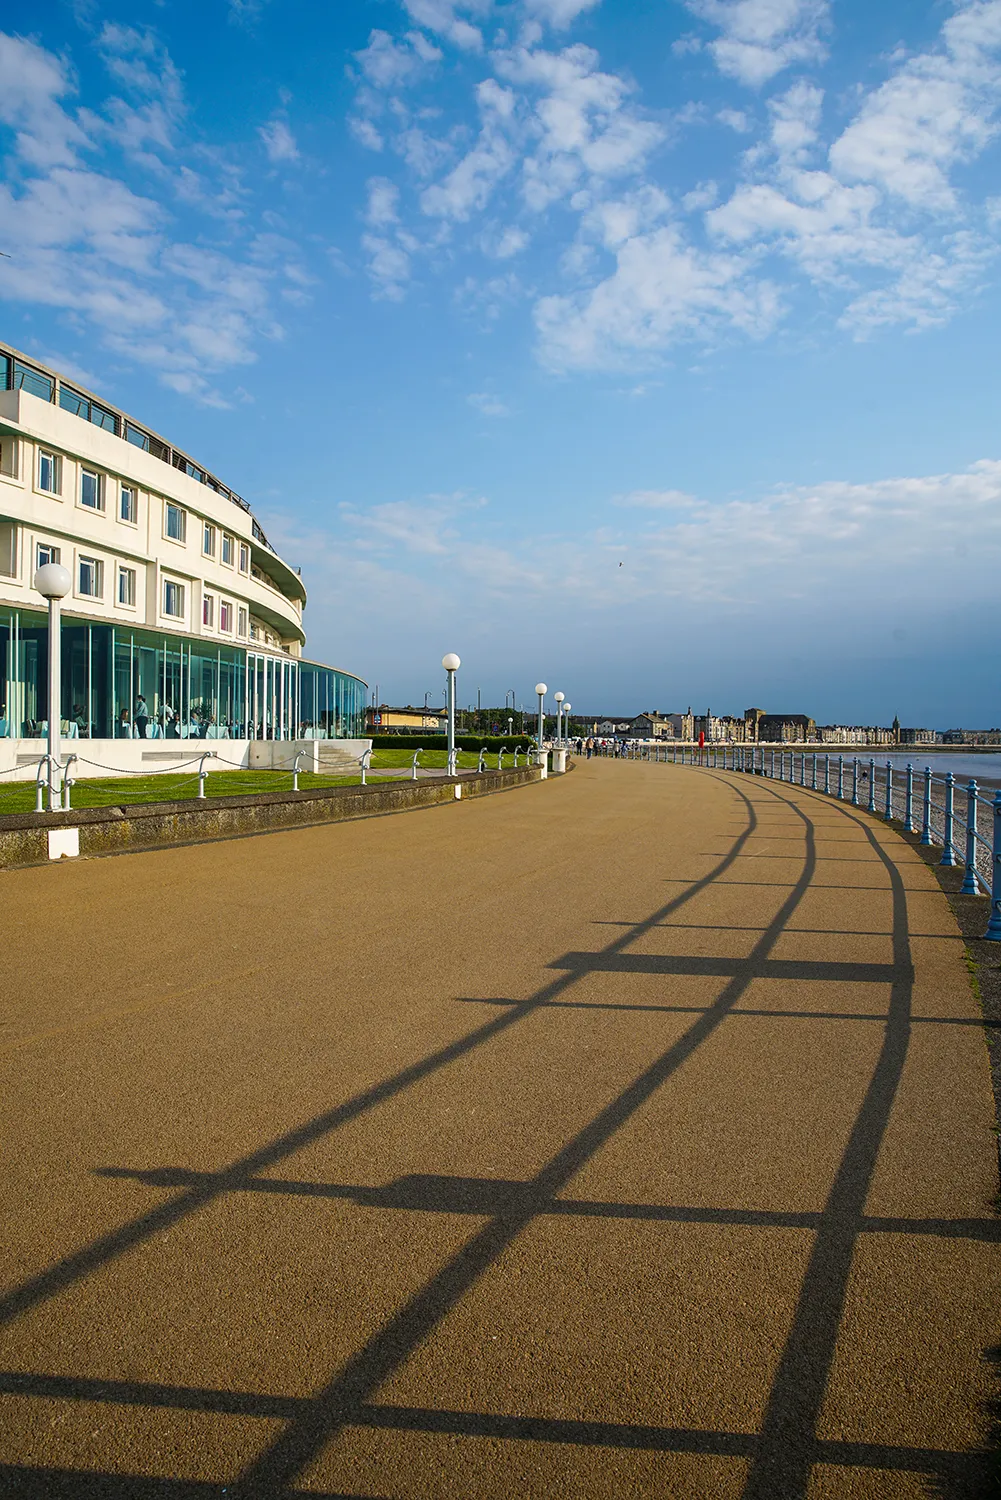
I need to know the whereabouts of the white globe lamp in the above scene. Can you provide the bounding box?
[33,563,73,804]
[442,653,460,768]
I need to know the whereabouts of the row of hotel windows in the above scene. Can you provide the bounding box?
[36,543,249,636]
[33,449,250,573]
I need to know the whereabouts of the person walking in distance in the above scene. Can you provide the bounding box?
[134,691,149,739]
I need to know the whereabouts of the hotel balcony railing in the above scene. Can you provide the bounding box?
[0,347,276,545]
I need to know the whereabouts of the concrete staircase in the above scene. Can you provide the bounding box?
[316,744,365,773]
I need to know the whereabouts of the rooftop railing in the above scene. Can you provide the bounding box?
[0,346,276,550]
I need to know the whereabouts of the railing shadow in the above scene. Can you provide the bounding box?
[0,776,993,1496]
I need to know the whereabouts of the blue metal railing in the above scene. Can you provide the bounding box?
[595,740,1001,939]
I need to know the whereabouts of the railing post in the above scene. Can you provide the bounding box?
[62,755,77,810]
[920,767,932,846]
[986,792,1001,939]
[811,754,817,791]
[361,748,374,785]
[904,763,915,833]
[769,749,775,779]
[851,757,859,806]
[961,781,980,894]
[824,755,830,795]
[197,750,215,798]
[868,758,876,815]
[478,748,487,773]
[35,756,49,813]
[496,746,506,772]
[884,762,892,821]
[838,756,844,800]
[940,772,957,865]
[413,748,424,781]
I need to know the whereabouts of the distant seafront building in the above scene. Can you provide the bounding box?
[0,343,366,750]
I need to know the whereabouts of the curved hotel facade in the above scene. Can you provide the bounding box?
[0,342,366,760]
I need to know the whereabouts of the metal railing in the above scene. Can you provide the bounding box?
[620,741,1001,940]
[0,741,539,817]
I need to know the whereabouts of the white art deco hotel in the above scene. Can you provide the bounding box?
[0,342,366,769]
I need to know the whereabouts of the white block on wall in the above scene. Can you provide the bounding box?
[48,827,80,860]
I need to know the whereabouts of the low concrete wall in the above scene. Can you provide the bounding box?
[0,766,544,869]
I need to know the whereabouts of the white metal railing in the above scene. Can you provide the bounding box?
[2,741,540,817]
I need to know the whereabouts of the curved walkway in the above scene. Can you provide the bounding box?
[0,759,997,1497]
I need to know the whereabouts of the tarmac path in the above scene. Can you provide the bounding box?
[0,758,997,1498]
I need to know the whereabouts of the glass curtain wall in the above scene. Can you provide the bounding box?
[0,607,365,739]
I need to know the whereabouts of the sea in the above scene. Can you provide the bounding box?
[812,750,1001,789]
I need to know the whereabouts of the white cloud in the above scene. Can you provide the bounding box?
[343,0,1001,355]
[830,0,1001,212]
[420,81,517,219]
[495,42,665,211]
[259,115,299,163]
[682,179,719,211]
[342,496,472,554]
[702,5,1001,340]
[492,225,529,256]
[0,28,302,405]
[536,223,781,369]
[355,29,443,89]
[365,177,400,226]
[283,461,1001,669]
[349,116,385,152]
[468,390,510,414]
[686,0,830,87]
[402,0,490,52]
[523,0,603,28]
[0,33,90,168]
[362,235,412,299]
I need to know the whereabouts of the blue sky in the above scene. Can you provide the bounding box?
[2,0,1000,724]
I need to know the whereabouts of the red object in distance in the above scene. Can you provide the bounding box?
[699,731,705,748]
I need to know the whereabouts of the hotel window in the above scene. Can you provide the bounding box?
[219,600,232,633]
[36,543,60,570]
[118,566,136,607]
[221,533,234,566]
[80,468,104,511]
[165,503,186,542]
[0,437,17,479]
[163,578,184,618]
[203,593,214,628]
[203,521,216,556]
[78,555,103,598]
[120,485,137,524]
[237,606,248,637]
[38,451,61,495]
[239,542,249,573]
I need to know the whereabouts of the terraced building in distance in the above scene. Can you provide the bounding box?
[0,342,366,771]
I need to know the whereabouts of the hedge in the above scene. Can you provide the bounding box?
[367,734,534,752]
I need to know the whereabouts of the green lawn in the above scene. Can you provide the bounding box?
[371,748,517,770]
[0,747,524,815]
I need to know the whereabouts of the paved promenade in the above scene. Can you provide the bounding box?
[0,759,997,1498]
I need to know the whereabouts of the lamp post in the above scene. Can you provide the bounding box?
[554,691,564,746]
[535,683,547,756]
[442,653,460,773]
[33,561,71,807]
[507,715,513,738]
[563,703,571,745]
